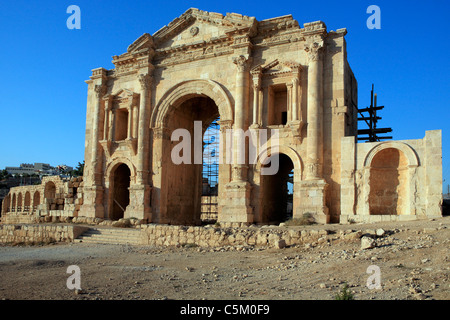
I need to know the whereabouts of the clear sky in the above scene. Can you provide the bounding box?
[0,0,448,191]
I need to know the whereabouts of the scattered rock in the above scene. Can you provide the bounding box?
[274,239,286,249]
[361,236,376,250]
[376,228,386,237]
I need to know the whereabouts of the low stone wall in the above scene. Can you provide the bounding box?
[139,224,330,248]
[0,224,89,244]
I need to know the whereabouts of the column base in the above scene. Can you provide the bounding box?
[126,184,152,222]
[79,186,105,219]
[294,179,330,224]
[219,181,253,224]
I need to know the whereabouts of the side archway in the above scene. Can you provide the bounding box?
[364,143,418,216]
[254,145,303,224]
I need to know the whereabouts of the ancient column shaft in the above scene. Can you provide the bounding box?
[232,55,250,181]
[305,41,324,180]
[136,73,152,184]
[91,84,105,185]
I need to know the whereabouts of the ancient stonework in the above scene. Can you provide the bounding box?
[1,9,443,226]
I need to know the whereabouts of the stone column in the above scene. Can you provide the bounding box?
[231,55,250,182]
[103,99,110,141]
[250,69,261,128]
[80,67,107,219]
[132,104,139,139]
[294,35,330,224]
[92,84,105,185]
[220,55,253,225]
[291,77,299,121]
[136,73,152,184]
[304,40,324,180]
[287,63,303,138]
[126,105,132,140]
[126,72,153,222]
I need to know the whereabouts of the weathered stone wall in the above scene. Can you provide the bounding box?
[0,224,89,244]
[340,130,443,223]
[1,176,84,220]
[139,224,330,248]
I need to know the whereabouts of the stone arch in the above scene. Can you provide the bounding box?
[33,191,40,212]
[17,193,23,212]
[367,147,410,215]
[11,193,16,212]
[150,80,234,225]
[255,145,303,179]
[24,191,31,212]
[44,181,56,199]
[255,145,303,224]
[108,162,132,221]
[364,141,419,168]
[105,157,137,186]
[151,79,234,129]
[2,194,11,214]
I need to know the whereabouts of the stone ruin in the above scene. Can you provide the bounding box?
[1,8,443,229]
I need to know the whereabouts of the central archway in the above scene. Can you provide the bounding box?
[152,80,235,225]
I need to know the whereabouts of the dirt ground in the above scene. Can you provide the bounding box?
[0,217,449,302]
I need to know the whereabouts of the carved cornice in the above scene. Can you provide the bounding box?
[154,36,233,67]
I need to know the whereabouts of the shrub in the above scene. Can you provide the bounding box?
[284,213,316,226]
[334,284,355,300]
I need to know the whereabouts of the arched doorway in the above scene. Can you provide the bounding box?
[163,96,220,225]
[369,148,408,215]
[44,182,56,199]
[12,194,16,212]
[110,163,131,220]
[260,153,295,224]
[17,193,23,212]
[24,192,31,213]
[33,191,40,212]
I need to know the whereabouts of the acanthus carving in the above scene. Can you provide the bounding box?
[304,38,324,62]
[139,73,152,91]
[94,84,106,99]
[233,55,251,72]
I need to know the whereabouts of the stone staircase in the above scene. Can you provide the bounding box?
[75,227,141,245]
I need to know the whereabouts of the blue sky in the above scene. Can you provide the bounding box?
[0,0,448,191]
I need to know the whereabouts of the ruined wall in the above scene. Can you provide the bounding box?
[340,130,443,223]
[1,176,84,222]
[0,224,89,244]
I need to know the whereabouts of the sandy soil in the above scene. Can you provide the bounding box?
[0,217,449,302]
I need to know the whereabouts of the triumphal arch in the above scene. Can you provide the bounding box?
[79,8,442,225]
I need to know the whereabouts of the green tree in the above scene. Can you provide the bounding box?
[71,161,85,177]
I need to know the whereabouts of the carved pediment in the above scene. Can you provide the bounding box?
[153,8,257,49]
[104,89,138,109]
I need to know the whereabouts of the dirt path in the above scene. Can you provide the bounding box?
[0,217,449,301]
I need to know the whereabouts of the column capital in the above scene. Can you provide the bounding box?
[233,55,251,72]
[139,73,153,91]
[304,38,325,62]
[94,84,106,99]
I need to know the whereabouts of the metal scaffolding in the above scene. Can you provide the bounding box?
[201,117,220,223]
